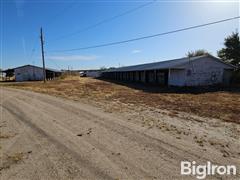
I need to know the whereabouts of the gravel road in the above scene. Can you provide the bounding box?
[1,88,239,180]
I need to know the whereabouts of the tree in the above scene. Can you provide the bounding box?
[217,31,240,68]
[100,66,107,71]
[186,49,210,57]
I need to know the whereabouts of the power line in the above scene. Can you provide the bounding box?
[46,0,78,27]
[26,2,77,66]
[28,36,39,63]
[51,0,157,42]
[44,50,63,70]
[45,55,62,70]
[50,16,240,52]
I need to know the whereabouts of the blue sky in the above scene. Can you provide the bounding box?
[1,0,239,70]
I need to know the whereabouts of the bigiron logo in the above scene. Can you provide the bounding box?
[181,161,237,179]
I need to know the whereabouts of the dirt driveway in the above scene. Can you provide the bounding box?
[1,88,239,179]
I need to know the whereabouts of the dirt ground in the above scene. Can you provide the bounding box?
[2,76,240,123]
[1,77,240,179]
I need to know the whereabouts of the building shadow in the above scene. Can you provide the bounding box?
[98,78,240,94]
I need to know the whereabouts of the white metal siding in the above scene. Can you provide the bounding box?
[168,69,185,86]
[169,57,233,86]
[15,66,43,82]
[86,71,101,78]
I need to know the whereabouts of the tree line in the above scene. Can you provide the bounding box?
[187,31,240,68]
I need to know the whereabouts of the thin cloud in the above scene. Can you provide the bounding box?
[132,49,141,54]
[47,55,99,61]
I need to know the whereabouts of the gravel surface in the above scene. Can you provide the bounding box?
[1,88,239,179]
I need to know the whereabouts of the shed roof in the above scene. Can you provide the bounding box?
[104,55,235,72]
[5,65,62,73]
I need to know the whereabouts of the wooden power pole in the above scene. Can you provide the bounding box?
[40,27,46,83]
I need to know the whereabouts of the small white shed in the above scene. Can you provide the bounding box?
[15,65,44,81]
[13,65,62,82]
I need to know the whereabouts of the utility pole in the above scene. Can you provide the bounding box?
[40,27,46,83]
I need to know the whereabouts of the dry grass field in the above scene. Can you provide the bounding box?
[2,76,239,124]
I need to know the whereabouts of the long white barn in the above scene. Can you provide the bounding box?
[102,55,235,86]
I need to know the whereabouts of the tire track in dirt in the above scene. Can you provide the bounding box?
[3,109,63,180]
[13,88,219,162]
[2,102,114,180]
[3,89,172,178]
[2,88,181,179]
[2,88,239,179]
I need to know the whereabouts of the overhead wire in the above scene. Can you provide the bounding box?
[30,1,154,69]
[26,0,78,67]
[49,16,240,52]
[51,0,157,42]
[45,51,63,70]
[28,36,39,64]
[45,0,79,27]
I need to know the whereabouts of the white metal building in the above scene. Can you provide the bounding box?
[13,65,62,82]
[85,71,102,78]
[102,55,235,86]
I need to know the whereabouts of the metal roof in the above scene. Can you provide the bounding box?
[5,65,62,73]
[104,55,234,72]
